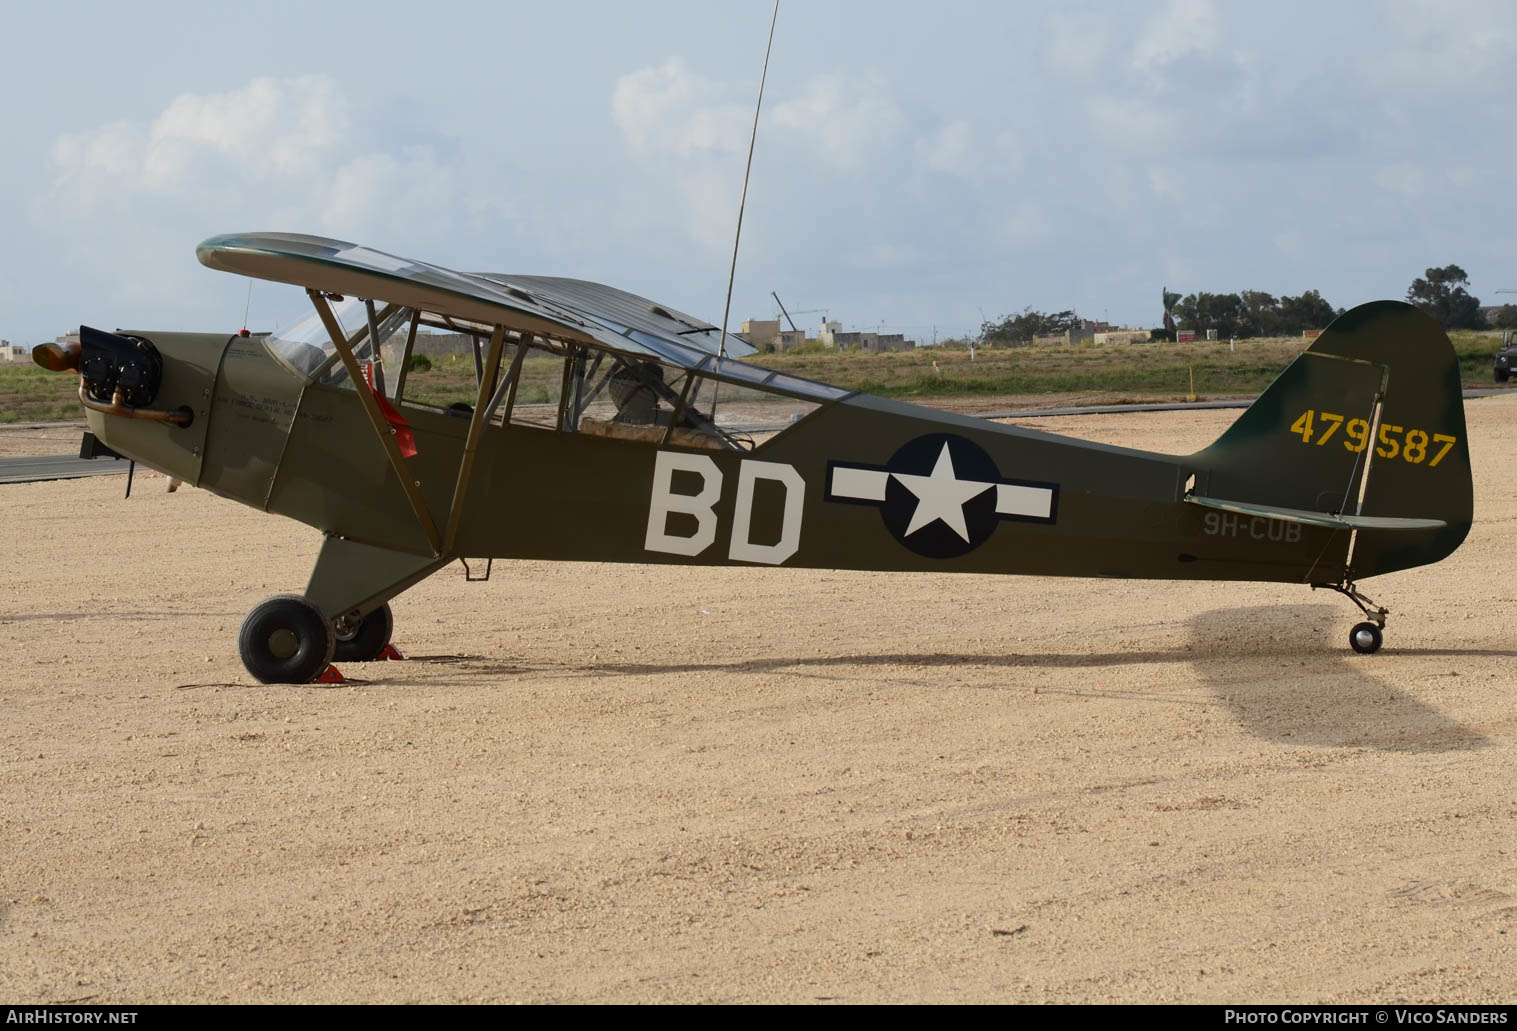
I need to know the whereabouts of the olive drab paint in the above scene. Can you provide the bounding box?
[45,233,1475,680]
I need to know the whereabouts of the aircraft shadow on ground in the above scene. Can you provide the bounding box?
[401,605,1499,754]
[1185,605,1490,754]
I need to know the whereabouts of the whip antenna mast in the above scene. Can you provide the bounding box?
[712,1,779,422]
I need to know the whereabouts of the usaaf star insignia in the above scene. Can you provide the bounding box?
[826,433,1058,558]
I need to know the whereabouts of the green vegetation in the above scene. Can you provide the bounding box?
[398,351,561,410]
[0,363,86,423]
[2,329,1510,425]
[984,289,1339,344]
[1406,265,1487,330]
[1172,289,1338,338]
[750,329,1513,400]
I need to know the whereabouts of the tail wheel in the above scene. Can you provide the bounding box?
[333,603,394,662]
[1349,621,1384,655]
[239,594,336,683]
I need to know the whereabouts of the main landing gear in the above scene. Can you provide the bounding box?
[238,596,397,683]
[238,595,336,684]
[333,603,395,662]
[1314,581,1388,655]
[237,535,447,682]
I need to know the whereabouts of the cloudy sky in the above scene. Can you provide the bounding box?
[2,0,1514,347]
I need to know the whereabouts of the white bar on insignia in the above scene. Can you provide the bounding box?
[831,466,890,501]
[995,483,1052,518]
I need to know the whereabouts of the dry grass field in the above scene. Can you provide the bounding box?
[1,397,1515,1003]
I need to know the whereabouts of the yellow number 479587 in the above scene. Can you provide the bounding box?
[1290,410,1457,467]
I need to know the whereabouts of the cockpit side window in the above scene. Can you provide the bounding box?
[568,355,823,451]
[275,293,834,451]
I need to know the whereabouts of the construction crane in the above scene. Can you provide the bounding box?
[771,291,828,332]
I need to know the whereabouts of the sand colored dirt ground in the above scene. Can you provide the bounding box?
[2,399,1515,1004]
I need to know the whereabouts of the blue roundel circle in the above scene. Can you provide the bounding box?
[880,433,1003,558]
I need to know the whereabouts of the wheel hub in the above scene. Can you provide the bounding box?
[267,628,299,659]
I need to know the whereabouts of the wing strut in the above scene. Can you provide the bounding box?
[391,309,422,405]
[308,289,442,556]
[442,324,506,556]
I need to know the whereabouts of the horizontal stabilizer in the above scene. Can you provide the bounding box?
[1184,494,1446,531]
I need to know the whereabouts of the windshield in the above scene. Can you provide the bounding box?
[265,299,413,386]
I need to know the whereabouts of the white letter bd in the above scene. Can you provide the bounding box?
[644,452,804,564]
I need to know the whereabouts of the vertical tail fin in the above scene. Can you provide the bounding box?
[1190,301,1471,578]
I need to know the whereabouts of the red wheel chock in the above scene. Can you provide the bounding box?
[315,665,346,683]
[377,644,405,661]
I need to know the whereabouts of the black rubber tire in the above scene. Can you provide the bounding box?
[1496,367,1510,383]
[1349,621,1383,655]
[238,594,336,683]
[333,603,394,662]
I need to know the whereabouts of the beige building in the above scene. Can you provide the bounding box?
[1,340,27,362]
[1092,329,1153,345]
[1032,319,1113,347]
[817,320,914,352]
[740,319,781,351]
[739,319,806,352]
[1032,320,1151,347]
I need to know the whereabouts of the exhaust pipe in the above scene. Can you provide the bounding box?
[34,326,192,427]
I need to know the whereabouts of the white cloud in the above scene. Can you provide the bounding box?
[611,58,747,159]
[141,77,348,187]
[913,123,1021,179]
[43,75,451,231]
[609,58,752,253]
[322,146,454,235]
[769,73,903,172]
[1132,0,1221,72]
[1373,0,1517,92]
[915,121,974,176]
[34,76,472,326]
[1086,96,1177,150]
[52,121,139,178]
[48,77,352,199]
[1045,9,1114,76]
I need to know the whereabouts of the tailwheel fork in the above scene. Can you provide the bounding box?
[1312,581,1389,654]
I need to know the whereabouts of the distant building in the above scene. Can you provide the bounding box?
[736,319,805,352]
[740,319,782,351]
[0,340,25,362]
[817,320,914,352]
[1092,329,1152,345]
[1032,319,1113,346]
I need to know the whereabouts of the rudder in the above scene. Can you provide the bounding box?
[1191,301,1471,579]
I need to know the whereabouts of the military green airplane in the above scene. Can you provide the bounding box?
[32,233,1471,682]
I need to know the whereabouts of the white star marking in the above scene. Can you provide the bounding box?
[891,443,994,542]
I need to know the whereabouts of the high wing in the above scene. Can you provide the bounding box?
[195,232,756,365]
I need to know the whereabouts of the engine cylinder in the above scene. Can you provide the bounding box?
[79,326,163,407]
